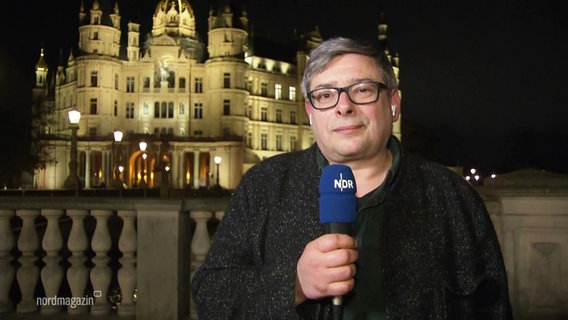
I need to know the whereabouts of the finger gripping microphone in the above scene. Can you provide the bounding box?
[319,164,357,320]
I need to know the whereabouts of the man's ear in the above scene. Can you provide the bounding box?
[390,90,401,122]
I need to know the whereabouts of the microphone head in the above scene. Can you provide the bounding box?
[319,164,357,224]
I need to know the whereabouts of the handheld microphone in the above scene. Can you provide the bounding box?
[319,164,357,320]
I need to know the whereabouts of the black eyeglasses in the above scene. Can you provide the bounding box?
[308,81,388,110]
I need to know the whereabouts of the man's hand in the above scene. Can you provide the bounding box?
[295,234,358,305]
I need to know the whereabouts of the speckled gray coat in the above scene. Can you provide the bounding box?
[191,142,513,319]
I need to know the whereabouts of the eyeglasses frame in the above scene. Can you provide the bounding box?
[308,81,389,110]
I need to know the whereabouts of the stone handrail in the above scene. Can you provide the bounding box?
[2,183,568,319]
[0,196,229,320]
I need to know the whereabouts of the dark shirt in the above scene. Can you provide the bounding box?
[317,138,401,320]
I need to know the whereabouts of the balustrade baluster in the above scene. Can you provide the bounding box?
[190,211,213,278]
[40,209,64,314]
[117,210,137,316]
[16,209,40,313]
[0,210,15,314]
[90,209,113,315]
[66,209,89,315]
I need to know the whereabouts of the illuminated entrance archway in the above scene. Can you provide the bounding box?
[127,150,156,188]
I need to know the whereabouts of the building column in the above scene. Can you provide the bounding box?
[170,149,178,189]
[85,149,91,189]
[102,149,110,186]
[193,151,200,188]
[178,151,184,189]
[172,150,182,189]
[229,146,243,189]
[209,151,214,187]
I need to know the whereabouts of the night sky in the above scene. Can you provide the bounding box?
[1,0,567,180]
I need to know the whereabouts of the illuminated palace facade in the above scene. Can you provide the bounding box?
[34,0,400,190]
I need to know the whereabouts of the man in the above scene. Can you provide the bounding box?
[192,37,512,319]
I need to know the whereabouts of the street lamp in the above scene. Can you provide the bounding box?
[114,130,123,143]
[214,156,222,187]
[465,167,482,185]
[63,108,82,194]
[139,141,148,195]
[113,130,123,189]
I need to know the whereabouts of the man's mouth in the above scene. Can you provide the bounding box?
[334,124,363,134]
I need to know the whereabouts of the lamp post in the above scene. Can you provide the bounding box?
[63,108,82,194]
[214,156,222,187]
[113,130,123,190]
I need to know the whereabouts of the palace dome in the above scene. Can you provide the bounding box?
[151,0,197,39]
[154,0,194,16]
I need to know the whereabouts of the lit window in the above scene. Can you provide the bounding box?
[289,86,296,101]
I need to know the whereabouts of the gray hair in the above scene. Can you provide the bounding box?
[301,37,398,99]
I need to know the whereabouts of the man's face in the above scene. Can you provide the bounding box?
[305,53,400,164]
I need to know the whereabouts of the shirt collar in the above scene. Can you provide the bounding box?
[315,136,401,190]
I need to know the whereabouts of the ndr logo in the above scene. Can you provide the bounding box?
[334,173,354,192]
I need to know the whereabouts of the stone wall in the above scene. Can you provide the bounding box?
[479,169,568,319]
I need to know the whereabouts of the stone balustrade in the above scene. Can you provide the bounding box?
[0,196,229,320]
[1,168,568,320]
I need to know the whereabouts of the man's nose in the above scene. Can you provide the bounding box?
[335,91,354,115]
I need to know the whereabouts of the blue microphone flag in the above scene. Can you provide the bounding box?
[319,164,357,224]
